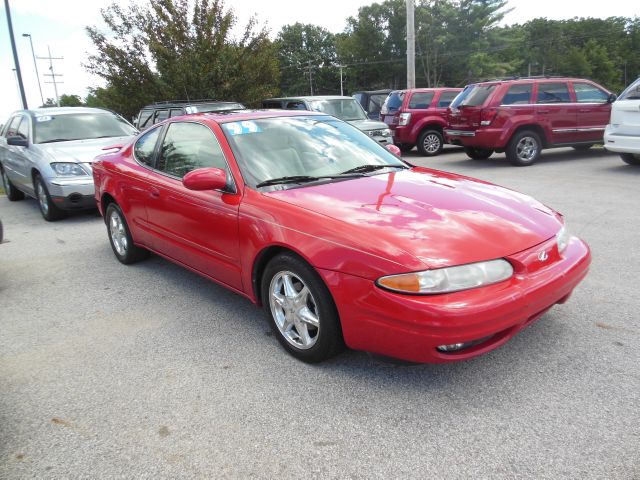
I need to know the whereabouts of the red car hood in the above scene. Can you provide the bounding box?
[265,167,562,269]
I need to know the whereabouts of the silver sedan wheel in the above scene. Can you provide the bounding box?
[422,133,441,154]
[269,271,320,350]
[516,136,538,161]
[35,180,49,215]
[109,209,128,256]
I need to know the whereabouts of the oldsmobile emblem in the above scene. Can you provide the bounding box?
[538,250,549,262]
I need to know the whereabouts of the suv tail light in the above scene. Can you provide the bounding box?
[399,113,411,126]
[480,108,498,126]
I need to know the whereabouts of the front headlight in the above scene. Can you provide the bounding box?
[556,224,569,253]
[51,162,89,176]
[382,128,392,137]
[377,259,514,295]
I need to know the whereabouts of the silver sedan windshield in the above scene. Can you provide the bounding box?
[34,113,137,144]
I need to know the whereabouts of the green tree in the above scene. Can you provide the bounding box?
[40,94,85,108]
[276,23,339,96]
[85,0,280,118]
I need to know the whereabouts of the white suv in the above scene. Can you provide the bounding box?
[604,78,640,165]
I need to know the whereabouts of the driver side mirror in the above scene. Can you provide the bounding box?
[607,93,617,103]
[7,136,28,148]
[182,167,228,191]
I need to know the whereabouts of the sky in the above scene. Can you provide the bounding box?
[1,0,638,121]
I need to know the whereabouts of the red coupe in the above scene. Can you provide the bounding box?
[93,110,590,363]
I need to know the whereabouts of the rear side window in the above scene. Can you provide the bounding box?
[381,92,405,114]
[138,110,154,129]
[437,91,459,108]
[573,83,609,103]
[501,84,533,105]
[134,126,161,166]
[536,82,570,103]
[450,85,496,108]
[262,101,283,108]
[156,122,227,178]
[408,92,434,109]
[169,108,183,118]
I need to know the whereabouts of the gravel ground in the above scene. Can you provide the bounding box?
[1,146,639,479]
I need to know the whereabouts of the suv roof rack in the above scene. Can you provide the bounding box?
[477,75,566,83]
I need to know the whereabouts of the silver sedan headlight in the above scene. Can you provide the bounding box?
[377,259,514,294]
[51,162,89,176]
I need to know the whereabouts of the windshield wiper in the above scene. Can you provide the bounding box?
[339,164,406,175]
[256,175,327,188]
[39,138,75,143]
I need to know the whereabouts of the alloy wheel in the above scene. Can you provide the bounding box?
[516,136,538,161]
[269,271,320,350]
[36,180,49,215]
[422,133,441,154]
[109,209,128,256]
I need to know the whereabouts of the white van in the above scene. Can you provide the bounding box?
[604,78,640,165]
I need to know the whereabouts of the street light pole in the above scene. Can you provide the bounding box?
[406,0,416,89]
[23,33,44,106]
[3,0,28,109]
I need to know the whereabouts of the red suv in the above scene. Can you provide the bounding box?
[445,77,616,166]
[380,88,462,156]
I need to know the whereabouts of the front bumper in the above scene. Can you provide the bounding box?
[319,236,591,363]
[604,127,640,154]
[47,177,96,210]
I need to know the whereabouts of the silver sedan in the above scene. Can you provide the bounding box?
[0,107,136,221]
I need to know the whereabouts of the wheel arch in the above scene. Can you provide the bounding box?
[509,124,548,148]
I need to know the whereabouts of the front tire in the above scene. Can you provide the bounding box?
[464,147,494,160]
[261,253,344,363]
[417,130,444,156]
[105,203,148,264]
[620,153,640,165]
[506,130,542,166]
[1,167,25,201]
[34,174,65,221]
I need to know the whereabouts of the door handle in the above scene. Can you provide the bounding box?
[149,187,160,198]
[538,109,550,114]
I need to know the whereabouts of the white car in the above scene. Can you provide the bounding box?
[604,77,640,165]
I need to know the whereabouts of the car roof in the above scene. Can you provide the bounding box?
[352,89,392,95]
[177,109,330,124]
[469,77,598,86]
[391,87,460,94]
[263,96,355,102]
[141,100,243,110]
[11,107,113,117]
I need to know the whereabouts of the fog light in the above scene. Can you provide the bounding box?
[437,343,466,352]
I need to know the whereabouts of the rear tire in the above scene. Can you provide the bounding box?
[105,202,149,264]
[464,147,494,160]
[620,153,640,165]
[261,253,344,363]
[1,166,25,201]
[417,130,444,156]
[506,130,542,166]
[34,174,65,221]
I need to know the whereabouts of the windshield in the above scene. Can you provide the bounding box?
[307,99,367,121]
[191,103,245,113]
[34,113,137,144]
[221,116,406,189]
[619,78,640,100]
[450,84,496,109]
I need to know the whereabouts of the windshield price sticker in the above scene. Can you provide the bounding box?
[225,121,261,136]
[35,116,53,122]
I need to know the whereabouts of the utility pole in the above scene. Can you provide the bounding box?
[4,0,28,109]
[22,33,44,106]
[406,0,416,89]
[338,65,345,96]
[307,60,314,96]
[38,45,63,107]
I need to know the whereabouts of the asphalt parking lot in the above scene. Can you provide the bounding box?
[1,146,639,479]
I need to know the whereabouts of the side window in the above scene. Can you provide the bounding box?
[134,126,162,166]
[262,101,283,109]
[501,84,533,105]
[574,83,609,103]
[286,101,307,110]
[536,82,570,103]
[169,108,183,118]
[437,91,459,108]
[5,116,21,137]
[154,109,170,124]
[16,117,29,140]
[156,122,227,179]
[408,92,434,109]
[138,110,154,128]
